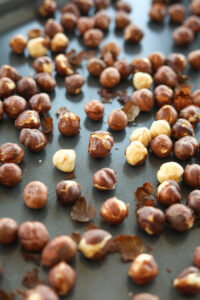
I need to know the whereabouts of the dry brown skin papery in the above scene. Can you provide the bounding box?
[0,289,15,300]
[98,87,118,103]
[122,101,140,122]
[56,106,69,117]
[71,197,96,222]
[173,84,193,112]
[22,252,41,266]
[41,116,54,133]
[134,182,157,210]
[22,268,43,289]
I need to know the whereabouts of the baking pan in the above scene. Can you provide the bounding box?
[0,0,200,299]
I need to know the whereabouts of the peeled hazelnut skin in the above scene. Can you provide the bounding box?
[114,60,132,80]
[58,112,80,136]
[15,110,40,130]
[55,54,74,76]
[148,51,165,72]
[184,16,200,34]
[172,118,194,139]
[56,180,81,205]
[50,32,69,52]
[128,254,158,284]
[157,180,181,206]
[0,163,22,187]
[133,72,153,90]
[188,50,200,70]
[4,96,27,119]
[52,149,76,172]
[19,128,47,152]
[100,197,129,225]
[100,42,121,59]
[150,120,171,139]
[100,67,120,88]
[0,143,25,164]
[79,229,112,260]
[77,17,95,35]
[88,131,114,158]
[9,34,27,54]
[108,109,128,131]
[194,247,200,268]
[156,105,178,125]
[17,77,38,100]
[0,101,4,120]
[149,3,167,22]
[44,19,63,38]
[85,100,104,121]
[0,77,16,98]
[29,93,51,115]
[132,58,152,75]
[192,89,200,106]
[131,89,154,112]
[154,66,178,88]
[165,203,194,232]
[174,136,199,160]
[136,206,165,235]
[150,134,173,158]
[130,127,151,147]
[94,10,111,31]
[33,56,53,74]
[125,141,148,166]
[166,53,187,73]
[124,24,144,44]
[38,0,57,17]
[172,26,194,46]
[27,37,49,58]
[0,65,21,82]
[116,1,131,13]
[83,28,104,48]
[115,11,131,29]
[34,72,56,92]
[65,74,85,94]
[26,285,59,300]
[157,162,184,183]
[169,4,186,23]
[18,221,49,251]
[87,58,106,77]
[173,266,200,295]
[133,294,159,300]
[42,236,77,267]
[61,13,77,31]
[187,190,200,216]
[183,164,200,188]
[93,168,117,191]
[0,218,18,245]
[23,181,48,209]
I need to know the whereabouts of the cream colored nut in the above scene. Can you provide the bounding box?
[52,149,76,172]
[50,33,69,52]
[130,127,151,147]
[150,120,171,138]
[27,37,48,58]
[125,141,148,166]
[133,72,153,90]
[26,294,42,300]
[157,162,184,183]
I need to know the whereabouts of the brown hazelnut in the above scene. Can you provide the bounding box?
[165,203,194,232]
[132,58,152,75]
[124,24,144,44]
[131,89,154,112]
[0,163,22,186]
[94,10,111,30]
[38,0,57,17]
[87,57,106,77]
[61,13,77,31]
[169,4,186,23]
[149,4,167,22]
[58,112,80,136]
[188,50,200,70]
[44,19,63,37]
[79,229,112,260]
[88,131,114,158]
[194,246,200,268]
[83,28,104,48]
[173,266,200,295]
[114,60,132,80]
[95,0,110,10]
[154,66,178,88]
[34,72,56,92]
[0,101,3,120]
[172,26,194,46]
[100,67,120,88]
[115,11,131,29]
[128,254,158,284]
[180,105,200,126]
[55,54,74,76]
[156,105,178,125]
[48,262,76,295]
[125,141,148,166]
[174,136,198,160]
[166,53,187,73]
[18,221,49,251]
[85,100,104,121]
[137,206,165,235]
[9,34,27,54]
[172,118,194,139]
[93,167,117,191]
[192,89,200,106]
[108,109,128,131]
[100,197,129,225]
[4,96,27,119]
[115,1,131,13]
[151,134,173,158]
[74,0,94,14]
[15,110,40,130]
[77,17,95,35]
[0,77,16,98]
[19,128,47,152]
[102,51,114,67]
[148,52,165,72]
[27,37,49,58]
[33,56,53,74]
[61,3,80,17]
[42,236,77,267]
[50,32,69,52]
[23,181,48,209]
[0,65,21,82]
[133,294,159,300]
[154,85,173,107]
[100,42,121,59]
[27,28,42,40]
[26,285,59,300]
[190,0,200,16]
[29,93,51,115]
[157,162,184,183]
[157,180,181,206]
[187,190,200,216]
[183,164,200,187]
[0,143,24,164]
[17,77,38,100]
[0,218,18,245]
[65,74,85,94]
[184,16,200,33]
[56,180,81,205]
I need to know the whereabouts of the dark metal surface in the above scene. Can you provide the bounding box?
[0,0,200,299]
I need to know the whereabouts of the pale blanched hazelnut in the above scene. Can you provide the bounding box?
[125,141,148,166]
[150,120,171,139]
[52,149,76,172]
[50,33,69,52]
[133,72,153,90]
[157,162,184,183]
[130,127,151,147]
[27,37,48,58]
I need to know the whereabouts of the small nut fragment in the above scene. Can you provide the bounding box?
[188,50,200,70]
[184,16,200,34]
[183,164,200,187]
[94,10,111,31]
[156,105,178,125]
[10,34,27,54]
[150,120,171,138]
[0,65,21,82]
[15,110,40,130]
[0,143,25,164]
[61,13,77,31]
[157,162,184,183]
[133,72,153,90]
[34,72,56,92]
[148,51,165,72]
[100,67,120,88]
[52,149,76,172]
[124,24,144,44]
[172,118,194,139]
[56,180,81,205]
[169,4,186,23]
[194,247,200,268]
[115,11,131,29]
[0,163,22,186]
[173,266,200,295]
[58,112,80,136]
[108,109,128,131]
[166,203,194,232]
[133,294,159,300]
[166,53,187,73]
[174,136,198,160]
[33,56,53,74]
[26,285,59,300]
[44,19,63,37]
[154,66,178,88]
[0,77,16,98]
[27,37,48,58]
[85,100,104,121]
[83,28,103,48]
[0,218,18,245]
[150,134,173,158]
[19,128,47,152]
[88,131,114,158]
[55,54,74,76]
[154,85,173,107]
[100,197,129,225]
[29,93,51,115]
[149,3,167,22]
[172,26,194,46]
[87,57,106,77]
[77,17,95,35]
[4,95,27,119]
[50,32,69,52]
[125,141,148,166]
[137,206,165,235]
[65,74,85,94]
[131,89,154,111]
[23,181,48,209]
[130,127,151,147]
[157,180,181,206]
[187,190,200,216]
[93,168,117,191]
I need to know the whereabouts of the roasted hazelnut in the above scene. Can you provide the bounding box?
[74,0,94,14]
[154,66,178,88]
[53,149,76,172]
[60,13,77,31]
[137,206,165,235]
[61,3,80,17]
[174,136,198,160]
[157,162,184,183]
[190,0,200,16]
[166,203,194,232]
[0,163,22,186]
[42,235,77,267]
[27,37,48,58]
[100,67,120,88]
[50,32,69,53]
[128,254,158,284]
[184,16,200,33]
[85,100,104,121]
[77,17,95,35]
[173,266,200,295]
[100,42,121,59]
[0,65,21,82]
[94,10,111,30]
[124,24,144,44]
[29,93,51,115]
[154,85,173,107]
[125,141,148,166]
[148,52,165,72]
[26,285,59,300]
[172,118,194,139]
[0,101,3,120]
[130,127,151,147]
[172,26,194,46]
[149,4,167,22]
[187,190,200,216]
[87,57,106,76]
[156,105,178,125]
[0,143,24,164]
[192,89,200,106]
[133,294,159,300]
[188,50,200,70]
[49,262,76,295]
[58,112,80,136]
[151,134,173,158]
[115,11,131,29]
[95,0,110,10]
[56,180,81,205]
[33,56,53,74]
[114,60,132,80]
[100,197,129,225]
[102,52,114,67]
[23,181,48,209]
[150,120,171,139]
[4,96,27,119]
[0,77,15,98]
[131,89,154,111]
[166,53,187,74]
[55,54,74,76]
[132,58,152,75]
[108,109,128,131]
[93,167,117,190]
[115,1,131,13]
[169,4,186,23]
[38,0,57,17]
[10,34,27,54]
[19,128,47,152]
[17,77,38,100]
[88,131,114,158]
[34,72,56,92]
[79,229,112,260]
[65,74,85,94]
[18,221,49,251]
[0,218,18,245]
[180,105,200,126]
[157,180,181,206]
[183,164,200,187]
[194,246,200,268]
[44,19,63,38]
[83,28,103,48]
[15,110,40,130]
[133,72,153,90]
[27,28,42,40]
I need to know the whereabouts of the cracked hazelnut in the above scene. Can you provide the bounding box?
[79,229,112,260]
[10,34,27,54]
[156,105,178,125]
[137,206,165,235]
[100,42,121,59]
[115,11,131,29]
[85,100,104,121]
[172,118,194,139]
[0,77,15,98]
[87,57,106,77]
[93,167,117,191]
[172,26,194,46]
[133,294,159,300]
[194,247,200,268]
[27,28,42,40]
[124,24,144,44]
[190,0,200,16]
[154,85,173,107]
[133,72,153,90]
[0,143,24,164]
[4,96,27,119]
[65,74,85,94]
[183,164,200,187]
[148,52,165,72]
[188,50,200,70]
[56,180,81,205]
[94,10,111,30]
[0,101,3,120]
[26,285,59,300]
[19,128,47,152]
[23,181,48,209]
[74,0,94,14]
[29,93,51,115]
[58,112,80,136]
[50,32,69,53]
[95,0,110,10]
[188,190,200,216]
[130,127,151,147]
[166,203,194,232]
[149,3,167,22]
[83,28,103,48]
[100,197,129,225]
[44,19,63,37]
[169,4,186,23]
[33,56,53,74]
[55,54,74,76]
[132,58,152,75]
[125,141,148,166]
[61,13,77,31]
[157,180,181,206]
[15,110,40,130]
[154,66,178,88]
[116,1,131,13]
[53,149,76,172]
[100,67,120,88]
[88,131,114,158]
[174,136,198,160]
[61,3,80,17]
[0,218,18,245]
[35,72,56,92]
[131,89,154,111]
[114,60,132,80]
[192,89,200,106]
[27,37,48,58]
[0,65,21,82]
[17,77,38,100]
[151,134,173,158]
[173,266,200,295]
[166,53,187,73]
[157,162,184,183]
[150,120,171,138]
[108,109,128,131]
[128,254,158,284]
[77,17,95,35]
[184,16,200,33]
[0,163,22,186]
[38,0,57,17]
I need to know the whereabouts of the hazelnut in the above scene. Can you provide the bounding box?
[55,54,74,76]
[34,72,56,92]
[95,0,110,10]
[169,4,186,23]
[0,65,21,82]
[124,24,144,44]
[79,229,112,260]
[48,262,76,295]
[9,34,27,54]
[184,16,200,33]
[83,28,103,48]
[58,112,80,136]
[194,246,200,268]
[0,163,22,186]
[157,180,181,206]
[0,77,16,98]
[115,11,131,29]
[192,89,200,106]
[74,0,94,14]
[172,26,194,46]
[173,266,200,295]
[85,100,104,121]
[100,197,129,225]
[148,52,165,72]
[154,66,178,88]
[33,56,53,74]
[56,180,81,205]
[17,77,38,100]
[157,162,184,183]
[27,28,42,40]
[23,181,48,209]
[0,101,3,120]
[137,206,165,235]
[52,149,76,172]
[154,85,173,107]
[15,110,40,130]
[50,32,69,53]
[130,127,151,147]
[166,53,187,73]
[60,13,77,31]
[183,164,200,187]
[187,190,200,216]
[27,37,48,58]
[188,50,200,70]
[150,120,171,138]
[172,118,194,139]
[18,221,49,251]
[44,19,63,37]
[4,95,27,119]
[174,136,198,160]
[128,254,158,284]
[132,58,152,75]
[166,203,194,232]
[133,72,153,90]
[19,128,47,152]
[125,141,148,166]
[114,60,132,80]
[115,1,131,13]
[26,285,59,300]
[87,57,106,77]
[100,42,121,59]
[149,4,167,22]
[108,109,128,131]
[190,0,200,16]
[156,105,178,125]
[88,131,114,158]
[65,74,85,94]
[38,0,57,17]
[61,3,80,17]
[100,67,120,88]
[0,142,24,164]
[0,218,18,245]
[77,17,95,35]
[133,294,159,300]
[42,236,77,267]
[93,167,117,191]
[94,10,111,31]
[150,134,173,158]
[131,89,154,111]
[29,93,51,115]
